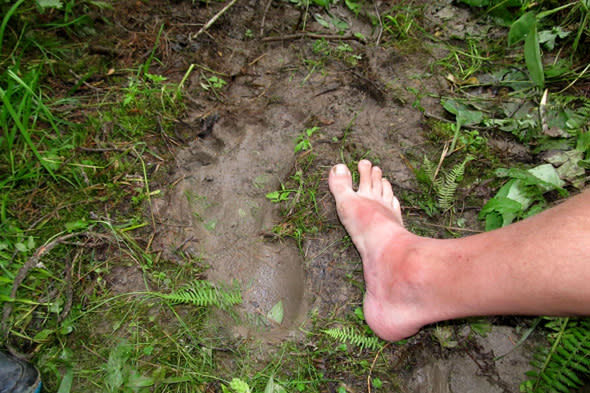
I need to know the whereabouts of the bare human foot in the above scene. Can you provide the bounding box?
[328,160,433,341]
[330,160,590,341]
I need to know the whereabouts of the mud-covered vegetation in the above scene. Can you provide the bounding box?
[2,0,590,391]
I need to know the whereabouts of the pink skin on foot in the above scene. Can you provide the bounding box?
[328,160,431,341]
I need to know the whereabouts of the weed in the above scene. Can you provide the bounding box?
[268,162,323,249]
[436,38,490,80]
[417,154,475,214]
[266,128,325,249]
[521,318,590,393]
[201,75,227,91]
[479,163,568,230]
[149,280,242,309]
[323,326,381,351]
[382,3,425,42]
[432,326,458,349]
[295,126,319,153]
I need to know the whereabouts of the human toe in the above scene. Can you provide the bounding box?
[357,160,373,194]
[371,166,383,195]
[328,164,353,196]
[382,178,393,203]
[392,196,403,224]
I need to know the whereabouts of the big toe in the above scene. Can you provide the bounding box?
[328,164,353,198]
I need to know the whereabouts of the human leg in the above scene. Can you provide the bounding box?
[329,160,590,341]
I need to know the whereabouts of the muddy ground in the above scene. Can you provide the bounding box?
[92,0,544,390]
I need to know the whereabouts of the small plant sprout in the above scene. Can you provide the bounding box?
[266,184,294,203]
[201,75,227,91]
[295,126,319,153]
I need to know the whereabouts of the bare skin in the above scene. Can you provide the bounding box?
[329,159,590,341]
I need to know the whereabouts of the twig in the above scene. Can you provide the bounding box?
[368,342,390,393]
[192,0,240,40]
[77,146,127,153]
[248,53,267,67]
[173,236,197,253]
[558,62,590,94]
[419,221,483,233]
[260,0,273,36]
[2,231,114,342]
[58,248,83,323]
[373,0,383,46]
[314,85,341,97]
[262,33,365,42]
[433,142,449,180]
[132,145,156,232]
[1,232,91,338]
[69,69,103,92]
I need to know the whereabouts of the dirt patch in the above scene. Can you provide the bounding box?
[150,32,439,338]
[93,0,539,389]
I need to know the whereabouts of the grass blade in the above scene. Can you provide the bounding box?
[524,19,544,88]
[0,87,56,178]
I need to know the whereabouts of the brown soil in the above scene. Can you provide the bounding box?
[91,0,540,390]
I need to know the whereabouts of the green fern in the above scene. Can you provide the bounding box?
[152,280,242,309]
[323,326,381,351]
[421,156,436,183]
[522,317,590,393]
[422,155,474,211]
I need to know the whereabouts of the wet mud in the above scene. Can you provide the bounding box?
[99,0,541,389]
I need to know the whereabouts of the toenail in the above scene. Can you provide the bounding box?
[334,165,348,175]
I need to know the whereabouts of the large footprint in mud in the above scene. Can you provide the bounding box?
[153,109,310,337]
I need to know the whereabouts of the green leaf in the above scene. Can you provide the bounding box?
[264,375,286,393]
[353,32,366,41]
[353,307,364,321]
[306,126,319,137]
[538,27,570,50]
[65,220,88,232]
[458,0,489,6]
[314,14,331,29]
[311,0,330,6]
[433,326,458,348]
[527,164,565,190]
[266,191,280,201]
[162,376,192,383]
[524,20,544,88]
[36,0,63,9]
[441,99,483,126]
[294,139,311,153]
[470,318,493,337]
[204,220,216,231]
[479,195,522,230]
[372,377,383,388]
[345,0,360,15]
[26,236,35,250]
[508,12,535,45]
[266,190,292,203]
[57,366,73,393]
[496,165,565,194]
[484,212,504,231]
[230,378,251,393]
[127,371,155,388]
[267,300,284,325]
[33,328,55,342]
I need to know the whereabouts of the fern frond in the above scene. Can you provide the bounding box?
[323,327,381,351]
[434,155,474,211]
[422,156,436,182]
[523,317,590,393]
[151,280,242,309]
